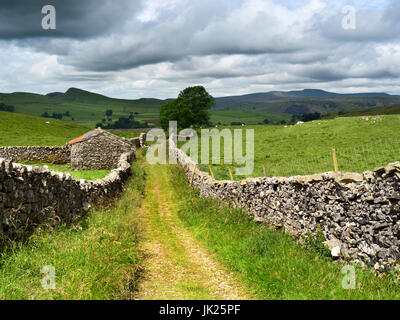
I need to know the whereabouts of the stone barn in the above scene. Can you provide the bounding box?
[69,128,135,170]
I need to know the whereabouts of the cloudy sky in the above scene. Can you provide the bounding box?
[0,0,399,99]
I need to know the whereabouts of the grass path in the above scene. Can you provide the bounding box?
[135,161,249,300]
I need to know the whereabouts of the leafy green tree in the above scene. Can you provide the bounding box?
[159,86,214,129]
[160,98,194,130]
[106,109,113,117]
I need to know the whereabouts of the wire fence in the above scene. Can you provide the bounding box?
[267,137,400,177]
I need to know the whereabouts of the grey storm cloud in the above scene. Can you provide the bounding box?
[47,0,312,73]
[0,0,140,39]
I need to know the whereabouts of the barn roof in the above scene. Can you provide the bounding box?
[68,128,104,145]
[68,135,84,144]
[68,128,132,146]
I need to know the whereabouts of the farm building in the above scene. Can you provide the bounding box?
[69,128,135,170]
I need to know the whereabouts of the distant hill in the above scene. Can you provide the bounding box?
[0,111,89,146]
[0,88,165,128]
[212,89,400,122]
[1,87,400,127]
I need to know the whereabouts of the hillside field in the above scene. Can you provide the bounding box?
[0,111,89,146]
[188,115,400,179]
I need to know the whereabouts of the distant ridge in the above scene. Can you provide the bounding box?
[1,87,400,127]
[215,89,395,101]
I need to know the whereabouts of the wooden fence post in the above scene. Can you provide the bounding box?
[208,165,215,179]
[332,148,339,172]
[263,164,267,177]
[228,167,234,181]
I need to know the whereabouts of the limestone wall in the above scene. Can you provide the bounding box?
[0,146,70,164]
[0,150,135,246]
[169,136,400,272]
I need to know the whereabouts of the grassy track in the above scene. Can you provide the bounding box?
[0,161,145,300]
[136,156,249,300]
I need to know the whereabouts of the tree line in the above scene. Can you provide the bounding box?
[0,103,15,113]
[96,110,149,129]
[41,111,73,120]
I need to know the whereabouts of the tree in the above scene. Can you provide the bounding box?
[0,103,15,112]
[263,118,270,125]
[159,86,214,129]
[105,109,113,117]
[160,98,194,130]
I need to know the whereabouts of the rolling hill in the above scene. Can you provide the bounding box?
[0,88,165,128]
[1,88,400,127]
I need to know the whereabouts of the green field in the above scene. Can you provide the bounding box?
[183,114,400,179]
[209,109,292,125]
[0,111,89,146]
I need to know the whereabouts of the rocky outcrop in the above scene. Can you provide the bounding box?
[170,136,400,272]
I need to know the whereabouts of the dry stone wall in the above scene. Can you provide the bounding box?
[0,150,135,246]
[169,136,400,272]
[0,146,70,164]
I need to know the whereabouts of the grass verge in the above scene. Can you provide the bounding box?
[19,161,111,180]
[0,161,145,300]
[169,164,400,299]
